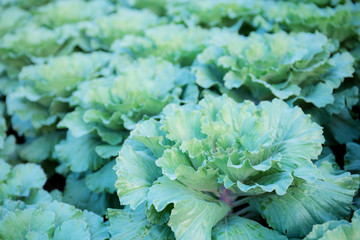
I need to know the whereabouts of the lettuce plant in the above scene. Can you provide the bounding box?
[114,94,359,239]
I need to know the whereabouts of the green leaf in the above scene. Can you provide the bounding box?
[107,205,175,240]
[63,174,109,215]
[95,145,122,159]
[58,110,124,145]
[24,189,52,205]
[344,142,360,173]
[19,132,64,163]
[25,231,49,240]
[0,159,11,182]
[86,160,117,193]
[212,216,287,240]
[305,209,360,240]
[131,119,170,158]
[7,163,47,197]
[162,108,205,142]
[324,108,360,144]
[0,208,55,240]
[55,132,108,172]
[82,210,109,240]
[148,176,230,240]
[156,148,220,191]
[114,144,161,209]
[250,175,359,238]
[53,219,90,240]
[145,204,172,225]
[325,86,359,115]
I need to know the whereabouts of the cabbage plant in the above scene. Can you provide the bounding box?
[114,94,359,239]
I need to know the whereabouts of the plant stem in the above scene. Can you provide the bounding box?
[232,206,255,216]
[232,197,251,207]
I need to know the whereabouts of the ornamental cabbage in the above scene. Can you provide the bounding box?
[114,94,359,239]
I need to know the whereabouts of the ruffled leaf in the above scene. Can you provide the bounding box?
[148,176,230,240]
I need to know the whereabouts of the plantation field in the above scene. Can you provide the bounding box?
[0,0,360,239]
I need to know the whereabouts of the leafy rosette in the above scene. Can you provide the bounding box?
[80,7,162,50]
[6,52,112,163]
[7,52,112,134]
[0,0,115,74]
[0,200,109,240]
[111,24,235,66]
[59,56,198,146]
[0,22,80,74]
[33,0,114,29]
[114,94,359,239]
[195,31,355,111]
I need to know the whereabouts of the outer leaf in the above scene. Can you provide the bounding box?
[26,231,49,240]
[148,176,230,240]
[63,174,109,215]
[344,142,360,173]
[114,144,161,209]
[6,163,47,197]
[305,210,360,240]
[19,132,64,163]
[0,208,55,240]
[212,216,287,240]
[250,175,359,237]
[86,160,117,193]
[55,132,107,172]
[53,219,90,240]
[107,204,175,240]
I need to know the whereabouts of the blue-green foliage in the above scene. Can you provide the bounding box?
[0,0,359,239]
